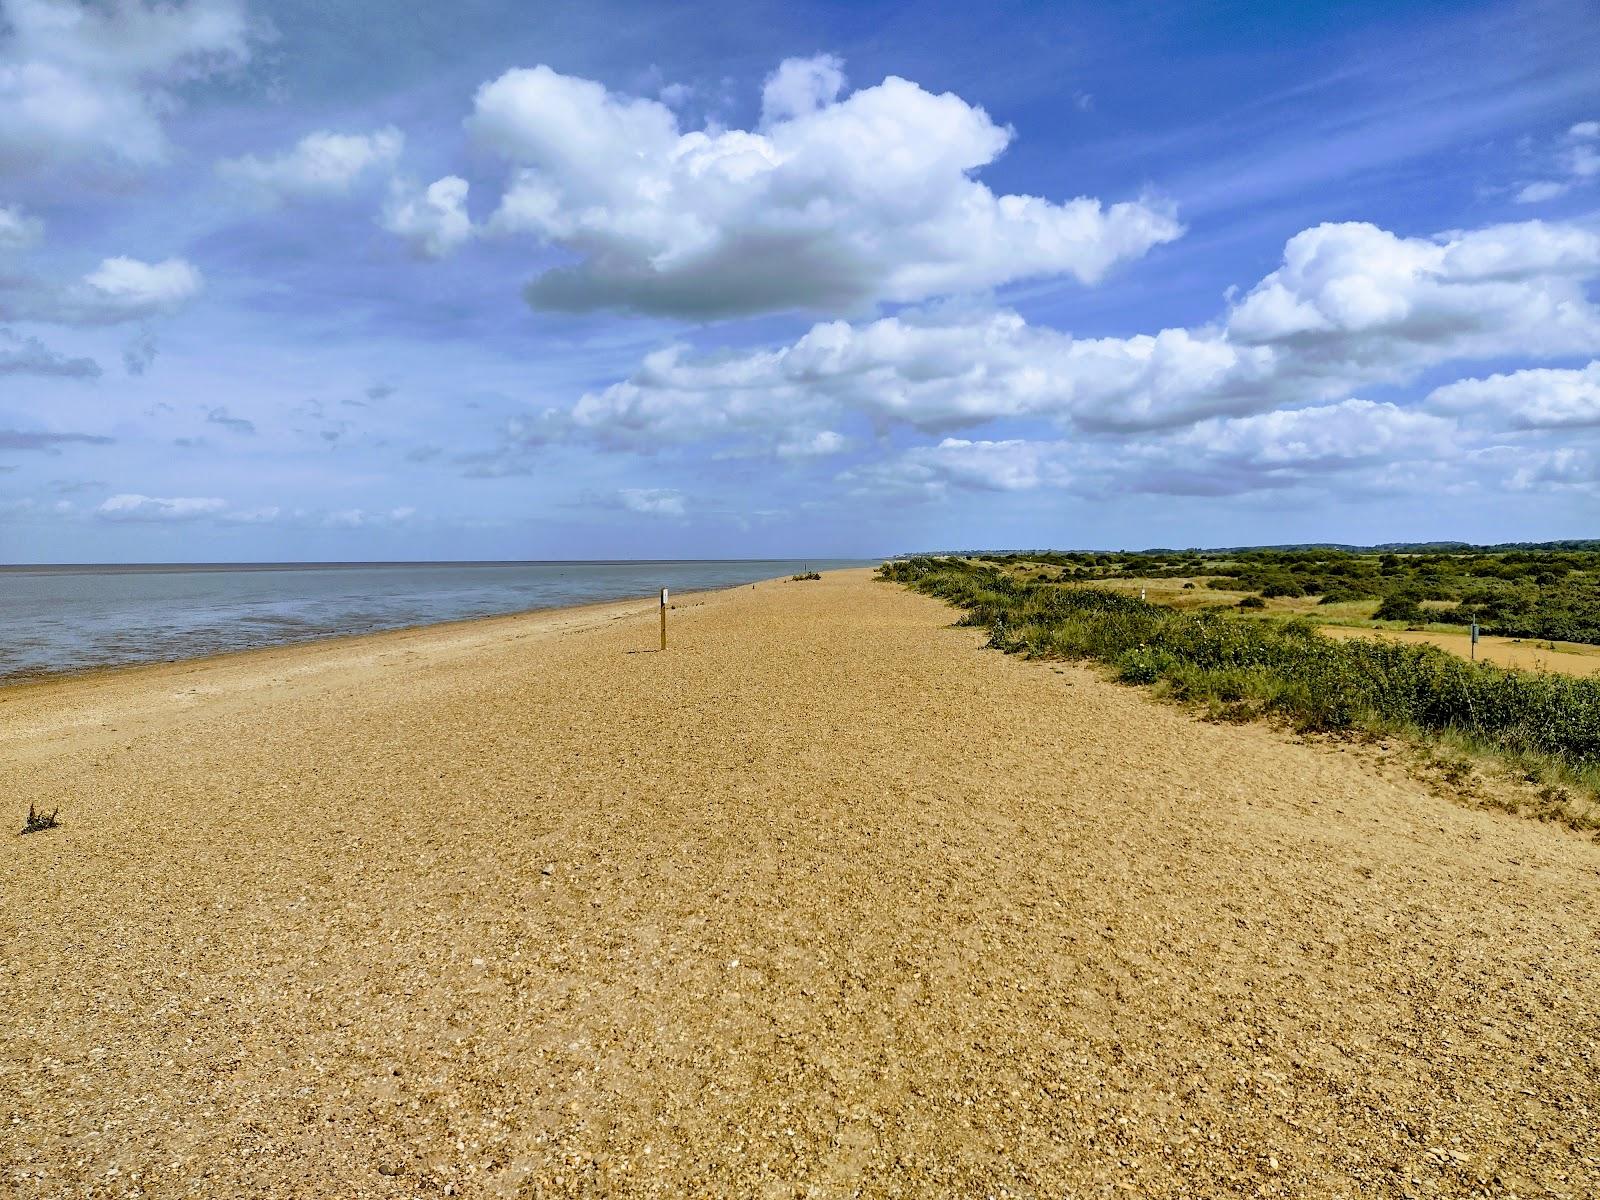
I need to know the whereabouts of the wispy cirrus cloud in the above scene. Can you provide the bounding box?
[1513,119,1599,204]
[0,428,113,450]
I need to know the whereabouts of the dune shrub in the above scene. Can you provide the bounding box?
[1260,579,1305,598]
[1374,594,1425,623]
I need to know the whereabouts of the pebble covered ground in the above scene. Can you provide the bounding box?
[2,569,1597,1198]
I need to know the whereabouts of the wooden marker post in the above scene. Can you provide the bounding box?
[1470,620,1479,662]
[660,586,669,651]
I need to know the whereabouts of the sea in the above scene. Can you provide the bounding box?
[0,559,871,684]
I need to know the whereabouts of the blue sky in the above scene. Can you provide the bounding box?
[2,0,1599,561]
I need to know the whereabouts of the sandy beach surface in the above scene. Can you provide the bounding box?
[3,568,1598,1199]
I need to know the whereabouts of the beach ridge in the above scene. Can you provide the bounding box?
[4,568,1596,1196]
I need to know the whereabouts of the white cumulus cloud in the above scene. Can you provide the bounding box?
[760,53,845,124]
[1428,361,1600,429]
[851,400,1459,502]
[559,217,1600,455]
[466,57,1182,316]
[1505,447,1600,492]
[0,255,203,325]
[1116,399,1457,495]
[78,256,202,322]
[381,175,473,259]
[563,311,1272,448]
[776,429,849,459]
[219,127,404,202]
[1224,220,1600,362]
[0,0,255,181]
[852,438,1072,497]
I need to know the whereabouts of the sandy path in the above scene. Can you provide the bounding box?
[3,569,1597,1198]
[1317,622,1600,677]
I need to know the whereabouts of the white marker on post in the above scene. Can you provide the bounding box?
[660,586,669,651]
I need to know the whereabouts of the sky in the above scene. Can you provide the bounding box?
[2,0,1600,562]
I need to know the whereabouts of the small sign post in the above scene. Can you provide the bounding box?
[1470,620,1479,661]
[660,586,669,651]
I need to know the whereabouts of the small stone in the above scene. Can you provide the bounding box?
[540,863,555,876]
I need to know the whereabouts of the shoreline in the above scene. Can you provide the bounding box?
[0,567,819,699]
[0,570,881,755]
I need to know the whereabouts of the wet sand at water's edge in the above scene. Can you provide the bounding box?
[3,569,1597,1197]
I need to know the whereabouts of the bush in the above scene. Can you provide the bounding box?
[1238,595,1266,609]
[1375,595,1425,623]
[1116,646,1177,684]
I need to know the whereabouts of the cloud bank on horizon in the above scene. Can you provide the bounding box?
[2,0,1599,560]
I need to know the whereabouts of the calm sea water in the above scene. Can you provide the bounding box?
[0,559,870,683]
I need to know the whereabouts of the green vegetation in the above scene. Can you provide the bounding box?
[880,555,1600,829]
[962,541,1600,645]
[790,571,822,582]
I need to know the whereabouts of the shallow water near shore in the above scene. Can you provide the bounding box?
[0,558,868,682]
